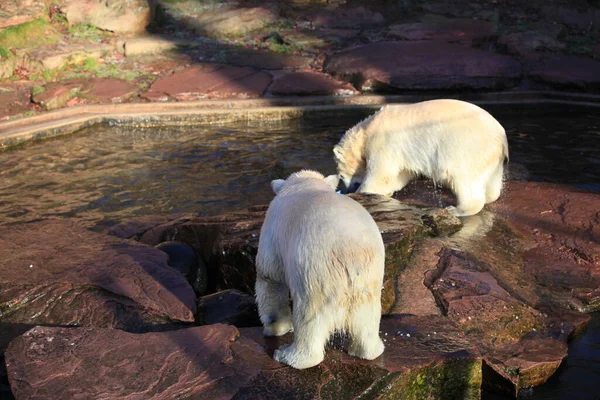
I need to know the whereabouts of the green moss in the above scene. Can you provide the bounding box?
[67,24,108,42]
[31,86,46,96]
[0,19,59,49]
[0,44,12,59]
[379,359,482,400]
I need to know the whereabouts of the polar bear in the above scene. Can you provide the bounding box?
[255,170,385,369]
[333,99,509,217]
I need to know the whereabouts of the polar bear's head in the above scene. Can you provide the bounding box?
[333,145,366,194]
[271,170,339,195]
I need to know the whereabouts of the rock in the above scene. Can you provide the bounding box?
[0,88,33,120]
[6,316,482,399]
[387,14,497,45]
[142,64,272,101]
[167,4,280,39]
[541,6,600,33]
[528,55,600,91]
[0,0,47,29]
[0,220,196,353]
[303,6,385,29]
[268,71,358,96]
[324,41,521,91]
[497,31,567,56]
[61,0,152,34]
[156,240,208,295]
[78,78,138,103]
[216,49,313,71]
[5,324,278,400]
[239,315,482,399]
[32,43,114,70]
[426,248,569,394]
[111,194,457,314]
[196,289,260,327]
[488,182,600,312]
[31,81,83,111]
[278,29,359,51]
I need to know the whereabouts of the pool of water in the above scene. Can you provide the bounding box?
[0,103,599,398]
[1,104,598,232]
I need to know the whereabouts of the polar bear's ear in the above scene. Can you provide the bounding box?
[333,146,344,162]
[324,175,340,190]
[271,179,286,194]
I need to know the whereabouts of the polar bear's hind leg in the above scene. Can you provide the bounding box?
[347,300,384,360]
[274,304,335,369]
[256,277,293,337]
[448,179,487,217]
[485,161,504,204]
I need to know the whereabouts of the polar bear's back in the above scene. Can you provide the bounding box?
[364,99,507,180]
[266,189,384,294]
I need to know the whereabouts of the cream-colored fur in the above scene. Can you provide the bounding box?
[333,99,509,217]
[255,170,385,369]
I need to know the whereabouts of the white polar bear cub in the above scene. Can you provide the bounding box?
[255,170,385,369]
[333,99,509,217]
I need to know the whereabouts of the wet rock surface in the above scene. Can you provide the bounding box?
[2,180,599,397]
[0,219,196,353]
[6,316,482,400]
[112,194,460,314]
[196,289,260,328]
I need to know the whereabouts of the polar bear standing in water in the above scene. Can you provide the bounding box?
[255,170,385,369]
[333,99,509,217]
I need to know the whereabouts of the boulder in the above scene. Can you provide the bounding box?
[142,64,272,101]
[0,219,196,353]
[0,0,47,29]
[61,0,152,34]
[6,316,482,399]
[324,41,521,91]
[165,4,280,39]
[110,194,462,314]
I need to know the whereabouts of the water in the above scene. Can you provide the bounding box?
[0,104,599,398]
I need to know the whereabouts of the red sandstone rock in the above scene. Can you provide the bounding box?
[324,41,521,91]
[142,64,272,101]
[79,78,138,103]
[0,219,196,352]
[5,316,482,399]
[528,55,600,91]
[268,71,358,96]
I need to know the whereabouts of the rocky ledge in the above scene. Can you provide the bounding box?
[2,181,598,398]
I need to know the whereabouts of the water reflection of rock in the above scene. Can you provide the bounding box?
[2,181,598,399]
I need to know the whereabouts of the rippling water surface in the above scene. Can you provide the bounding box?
[0,104,599,398]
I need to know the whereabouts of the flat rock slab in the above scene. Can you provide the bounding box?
[0,220,196,352]
[110,194,461,314]
[0,88,33,120]
[31,81,83,111]
[196,289,260,327]
[142,64,272,101]
[324,41,521,91]
[217,49,313,71]
[6,316,482,399]
[79,77,138,103]
[528,55,600,91]
[268,71,358,96]
[0,0,46,29]
[387,14,497,45]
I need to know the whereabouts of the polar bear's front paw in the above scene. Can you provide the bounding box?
[348,338,385,360]
[274,344,323,369]
[263,318,293,337]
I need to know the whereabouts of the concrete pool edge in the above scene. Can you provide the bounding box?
[2,91,600,150]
